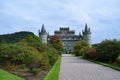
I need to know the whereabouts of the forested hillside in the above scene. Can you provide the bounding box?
[0,31,34,43]
[0,31,61,80]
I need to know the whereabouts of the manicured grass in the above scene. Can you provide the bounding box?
[0,69,25,80]
[44,56,61,80]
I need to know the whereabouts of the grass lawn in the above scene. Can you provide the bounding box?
[0,69,25,80]
[44,56,61,80]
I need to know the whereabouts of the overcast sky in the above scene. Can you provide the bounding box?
[0,0,120,44]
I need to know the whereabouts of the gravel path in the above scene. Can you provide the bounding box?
[59,54,120,80]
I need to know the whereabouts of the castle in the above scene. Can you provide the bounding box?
[39,24,91,53]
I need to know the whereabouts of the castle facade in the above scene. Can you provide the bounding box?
[39,24,91,53]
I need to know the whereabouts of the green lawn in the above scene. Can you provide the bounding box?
[44,56,61,80]
[0,69,25,80]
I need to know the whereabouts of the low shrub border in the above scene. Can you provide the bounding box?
[44,56,61,80]
[0,69,25,80]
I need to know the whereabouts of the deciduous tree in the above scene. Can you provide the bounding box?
[49,35,64,55]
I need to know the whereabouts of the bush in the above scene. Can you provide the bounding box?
[19,64,26,69]
[0,33,60,73]
[40,53,50,70]
[87,48,96,59]
[21,46,50,70]
[81,46,90,58]
[4,62,19,71]
[46,48,59,66]
[17,35,42,49]
[31,68,40,75]
[0,44,34,64]
[13,49,34,64]
[49,35,64,55]
[116,56,120,66]
[96,40,120,63]
[74,40,89,56]
[0,44,50,70]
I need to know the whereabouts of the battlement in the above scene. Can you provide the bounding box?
[39,24,91,53]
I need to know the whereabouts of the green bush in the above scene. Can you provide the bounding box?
[17,35,42,49]
[81,46,90,58]
[96,40,120,63]
[46,48,59,66]
[40,53,50,70]
[13,50,34,64]
[31,68,40,75]
[0,44,48,69]
[0,32,61,73]
[74,40,89,56]
[0,44,39,67]
[116,56,120,66]
[19,64,26,69]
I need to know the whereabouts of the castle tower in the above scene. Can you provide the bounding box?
[39,24,47,44]
[82,23,91,45]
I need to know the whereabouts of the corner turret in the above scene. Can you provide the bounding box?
[82,23,91,45]
[39,24,47,44]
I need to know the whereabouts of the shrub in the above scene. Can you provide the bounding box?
[3,62,18,71]
[31,68,40,75]
[40,53,50,70]
[17,35,42,49]
[19,64,26,69]
[21,46,50,70]
[0,44,33,63]
[96,40,120,63]
[49,35,64,55]
[81,46,90,58]
[116,56,120,66]
[87,48,96,59]
[13,49,34,64]
[0,44,49,70]
[74,40,89,56]
[46,48,59,66]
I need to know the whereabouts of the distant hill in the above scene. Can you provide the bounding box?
[0,31,35,44]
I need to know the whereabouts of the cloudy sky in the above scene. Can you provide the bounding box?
[0,0,120,44]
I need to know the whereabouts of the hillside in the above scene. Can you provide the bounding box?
[0,31,60,80]
[0,31,34,43]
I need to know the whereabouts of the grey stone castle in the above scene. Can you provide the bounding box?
[39,24,91,53]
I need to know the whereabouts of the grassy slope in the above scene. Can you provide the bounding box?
[44,56,61,80]
[0,69,25,80]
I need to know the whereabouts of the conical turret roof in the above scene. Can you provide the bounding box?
[85,23,89,32]
[41,24,47,34]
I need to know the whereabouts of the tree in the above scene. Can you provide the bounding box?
[49,35,64,55]
[96,39,120,63]
[74,40,89,56]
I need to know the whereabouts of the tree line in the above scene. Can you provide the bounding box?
[73,39,120,66]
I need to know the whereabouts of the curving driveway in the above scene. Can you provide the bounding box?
[59,54,120,80]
